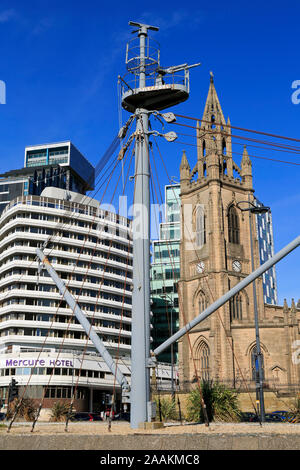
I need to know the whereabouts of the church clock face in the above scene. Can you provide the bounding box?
[232,260,242,272]
[196,261,205,274]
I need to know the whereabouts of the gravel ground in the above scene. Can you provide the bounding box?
[2,421,300,436]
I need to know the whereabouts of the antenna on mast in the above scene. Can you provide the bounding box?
[128,20,159,32]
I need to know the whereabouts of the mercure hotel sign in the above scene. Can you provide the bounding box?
[1,358,74,368]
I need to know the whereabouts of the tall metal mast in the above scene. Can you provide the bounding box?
[120,21,200,428]
[130,22,156,429]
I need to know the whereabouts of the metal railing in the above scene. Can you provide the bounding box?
[120,69,189,96]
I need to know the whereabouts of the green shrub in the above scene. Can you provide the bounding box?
[288,397,300,423]
[6,398,38,422]
[50,401,71,422]
[186,380,241,423]
[211,382,242,422]
[155,396,177,421]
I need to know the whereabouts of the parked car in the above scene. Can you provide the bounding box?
[240,412,259,422]
[265,413,284,422]
[270,411,293,422]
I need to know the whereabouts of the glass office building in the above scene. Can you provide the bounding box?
[255,198,278,305]
[24,141,95,192]
[151,184,180,364]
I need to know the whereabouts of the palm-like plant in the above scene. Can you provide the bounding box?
[50,401,71,422]
[155,397,177,421]
[288,397,300,423]
[186,380,241,423]
[6,398,38,422]
[212,382,242,422]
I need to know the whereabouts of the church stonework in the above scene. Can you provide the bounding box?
[178,75,300,393]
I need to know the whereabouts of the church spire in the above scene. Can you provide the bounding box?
[201,71,226,131]
[180,149,190,171]
[241,145,252,167]
[241,145,253,188]
[180,150,191,186]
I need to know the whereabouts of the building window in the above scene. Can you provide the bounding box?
[251,346,264,381]
[198,291,207,313]
[229,294,243,321]
[196,206,206,248]
[228,206,240,244]
[195,340,210,381]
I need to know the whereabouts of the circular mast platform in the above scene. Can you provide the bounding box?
[121,80,189,113]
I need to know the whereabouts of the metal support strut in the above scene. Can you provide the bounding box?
[153,235,300,357]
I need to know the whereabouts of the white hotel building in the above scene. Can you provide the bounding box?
[0,187,172,413]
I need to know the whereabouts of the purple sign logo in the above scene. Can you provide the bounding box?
[5,358,74,368]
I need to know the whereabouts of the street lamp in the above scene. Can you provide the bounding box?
[236,196,269,423]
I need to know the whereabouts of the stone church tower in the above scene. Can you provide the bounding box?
[178,74,300,391]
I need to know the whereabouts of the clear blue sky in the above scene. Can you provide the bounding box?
[0,0,299,305]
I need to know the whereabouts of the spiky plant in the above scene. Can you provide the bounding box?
[186,381,214,423]
[211,382,242,422]
[155,396,177,421]
[288,397,300,423]
[186,380,241,423]
[6,398,38,422]
[50,401,70,422]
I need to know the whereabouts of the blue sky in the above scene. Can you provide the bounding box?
[0,0,299,304]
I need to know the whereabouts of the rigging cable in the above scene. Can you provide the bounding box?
[173,113,300,144]
[0,126,135,307]
[7,139,133,432]
[149,145,209,424]
[64,140,135,433]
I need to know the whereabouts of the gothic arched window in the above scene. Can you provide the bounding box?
[198,291,207,313]
[196,205,206,248]
[228,206,240,244]
[195,341,210,381]
[230,294,243,321]
[251,346,265,381]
